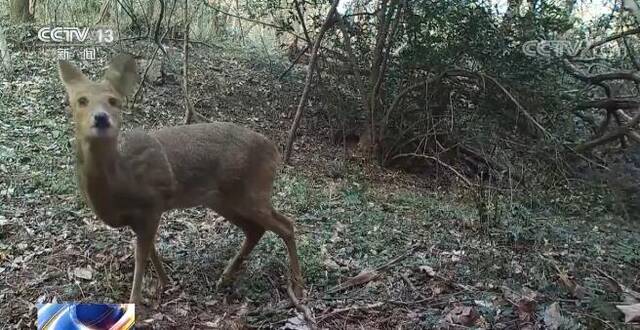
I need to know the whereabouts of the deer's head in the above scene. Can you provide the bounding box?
[58,55,138,141]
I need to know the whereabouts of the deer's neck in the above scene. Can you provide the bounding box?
[76,137,127,226]
[80,139,119,177]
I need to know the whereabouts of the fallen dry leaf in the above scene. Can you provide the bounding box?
[280,314,310,330]
[444,305,479,327]
[544,302,562,330]
[501,286,539,322]
[517,296,537,322]
[73,267,92,280]
[557,270,586,299]
[419,265,436,277]
[623,293,640,305]
[616,303,640,323]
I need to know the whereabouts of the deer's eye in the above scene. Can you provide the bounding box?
[108,97,121,107]
[77,97,88,107]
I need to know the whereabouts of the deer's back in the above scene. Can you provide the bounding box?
[150,122,280,211]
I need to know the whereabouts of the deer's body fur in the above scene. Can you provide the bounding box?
[59,55,304,304]
[78,123,279,227]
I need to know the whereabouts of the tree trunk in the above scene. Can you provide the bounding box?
[95,0,113,24]
[365,0,400,159]
[10,0,34,23]
[0,26,11,75]
[182,0,194,124]
[283,0,340,164]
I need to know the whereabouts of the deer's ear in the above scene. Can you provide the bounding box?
[58,60,88,88]
[104,54,138,96]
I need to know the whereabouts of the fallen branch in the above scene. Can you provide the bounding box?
[401,273,428,300]
[387,290,467,306]
[328,246,417,294]
[316,302,384,323]
[576,98,640,110]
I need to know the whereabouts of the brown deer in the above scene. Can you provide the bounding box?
[58,55,304,304]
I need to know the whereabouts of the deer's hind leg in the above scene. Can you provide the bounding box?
[215,216,265,290]
[150,244,169,287]
[243,207,304,299]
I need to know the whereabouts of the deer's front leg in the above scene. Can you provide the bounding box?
[130,233,153,304]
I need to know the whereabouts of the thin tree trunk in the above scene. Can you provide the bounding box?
[235,0,245,44]
[337,19,367,119]
[10,0,33,23]
[366,0,398,158]
[283,0,340,164]
[95,0,113,24]
[0,26,12,75]
[182,0,194,124]
[293,0,311,42]
[154,0,165,42]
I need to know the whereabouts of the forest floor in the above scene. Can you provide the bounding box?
[1,41,639,329]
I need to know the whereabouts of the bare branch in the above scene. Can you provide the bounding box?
[392,153,474,187]
[203,2,308,43]
[279,44,310,80]
[284,0,341,163]
[576,98,640,110]
[615,109,640,143]
[587,27,640,51]
[293,0,311,42]
[577,107,640,151]
[130,0,177,109]
[563,59,640,84]
[337,18,368,117]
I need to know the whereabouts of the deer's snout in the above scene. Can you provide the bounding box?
[93,112,111,129]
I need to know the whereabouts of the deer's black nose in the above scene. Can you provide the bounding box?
[93,112,111,129]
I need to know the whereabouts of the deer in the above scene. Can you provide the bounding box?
[57,54,304,304]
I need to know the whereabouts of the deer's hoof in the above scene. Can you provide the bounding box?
[215,275,234,291]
